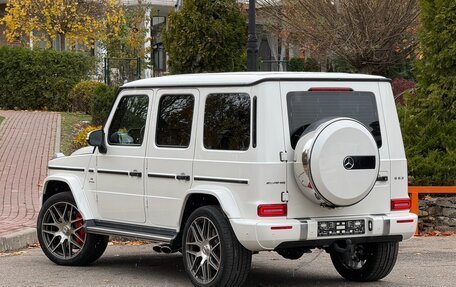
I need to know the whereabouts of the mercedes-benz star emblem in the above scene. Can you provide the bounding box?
[343,156,355,170]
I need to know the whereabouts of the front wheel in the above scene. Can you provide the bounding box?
[330,241,399,281]
[182,206,252,287]
[37,192,109,266]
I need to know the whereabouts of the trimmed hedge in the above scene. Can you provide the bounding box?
[69,81,106,113]
[0,46,94,111]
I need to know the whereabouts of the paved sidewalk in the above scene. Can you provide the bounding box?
[0,111,59,244]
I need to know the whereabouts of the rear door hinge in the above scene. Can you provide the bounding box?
[280,151,288,162]
[281,191,289,202]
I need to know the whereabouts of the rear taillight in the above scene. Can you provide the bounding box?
[258,204,287,217]
[308,87,354,92]
[391,198,411,211]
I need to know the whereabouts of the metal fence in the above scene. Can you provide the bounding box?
[103,57,142,86]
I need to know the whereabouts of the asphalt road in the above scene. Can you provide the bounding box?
[0,237,455,287]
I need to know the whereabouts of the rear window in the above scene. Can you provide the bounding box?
[287,91,381,149]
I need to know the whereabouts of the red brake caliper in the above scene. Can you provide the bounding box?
[74,212,86,245]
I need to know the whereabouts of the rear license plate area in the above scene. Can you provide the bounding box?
[318,220,365,237]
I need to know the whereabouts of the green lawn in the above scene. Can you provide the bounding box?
[60,112,92,155]
[0,116,4,125]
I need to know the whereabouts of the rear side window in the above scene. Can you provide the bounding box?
[156,94,194,148]
[204,93,250,151]
[108,95,149,146]
[287,91,382,149]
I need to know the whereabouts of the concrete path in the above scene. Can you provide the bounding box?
[0,110,59,249]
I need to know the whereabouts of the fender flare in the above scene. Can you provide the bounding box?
[180,185,242,221]
[42,174,94,219]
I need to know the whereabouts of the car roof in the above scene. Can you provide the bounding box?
[121,72,389,89]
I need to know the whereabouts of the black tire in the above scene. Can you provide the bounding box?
[37,192,109,266]
[182,205,252,287]
[330,241,399,282]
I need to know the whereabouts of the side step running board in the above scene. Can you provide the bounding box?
[85,220,177,243]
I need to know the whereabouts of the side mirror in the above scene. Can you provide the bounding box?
[88,130,107,154]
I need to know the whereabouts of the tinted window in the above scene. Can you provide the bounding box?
[287,91,382,149]
[204,93,250,151]
[108,95,149,145]
[156,94,194,148]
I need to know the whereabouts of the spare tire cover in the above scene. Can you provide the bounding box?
[293,117,379,207]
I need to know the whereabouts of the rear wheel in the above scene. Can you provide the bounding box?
[182,206,252,287]
[37,192,109,266]
[330,242,399,281]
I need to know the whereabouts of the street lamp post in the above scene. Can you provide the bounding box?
[247,0,258,71]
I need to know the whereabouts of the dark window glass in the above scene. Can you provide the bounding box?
[204,93,250,151]
[108,95,149,145]
[287,91,382,149]
[156,94,194,148]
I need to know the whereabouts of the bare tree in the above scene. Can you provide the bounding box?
[258,0,419,74]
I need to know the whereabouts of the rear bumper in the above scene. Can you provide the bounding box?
[230,212,417,251]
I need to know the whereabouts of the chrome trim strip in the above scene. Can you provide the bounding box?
[194,176,249,185]
[97,169,129,176]
[148,173,176,179]
[48,166,85,172]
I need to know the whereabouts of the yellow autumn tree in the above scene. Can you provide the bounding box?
[2,0,125,49]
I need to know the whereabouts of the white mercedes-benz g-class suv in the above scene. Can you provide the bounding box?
[38,72,417,286]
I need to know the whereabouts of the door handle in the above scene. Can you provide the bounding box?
[129,170,142,178]
[176,174,190,181]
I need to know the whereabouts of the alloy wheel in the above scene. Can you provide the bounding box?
[184,216,221,284]
[40,201,86,260]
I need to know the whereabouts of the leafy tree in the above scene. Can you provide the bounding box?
[102,0,150,58]
[258,0,419,75]
[398,0,456,185]
[162,0,246,74]
[2,0,124,49]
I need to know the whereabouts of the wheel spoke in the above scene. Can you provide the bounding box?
[42,229,57,236]
[42,222,58,227]
[212,241,220,250]
[73,225,84,233]
[193,258,202,275]
[67,239,72,257]
[186,241,199,247]
[186,249,199,257]
[46,235,59,249]
[72,231,84,243]
[53,205,64,221]
[62,203,68,222]
[209,256,219,271]
[195,221,205,242]
[70,238,82,250]
[211,252,220,264]
[48,208,59,223]
[190,225,202,243]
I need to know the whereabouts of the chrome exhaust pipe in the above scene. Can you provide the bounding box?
[152,245,162,253]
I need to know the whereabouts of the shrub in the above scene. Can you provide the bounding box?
[287,58,305,72]
[73,125,102,150]
[91,85,118,125]
[69,81,106,113]
[0,46,95,111]
[288,57,320,72]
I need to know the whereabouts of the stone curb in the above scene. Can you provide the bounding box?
[0,228,38,252]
